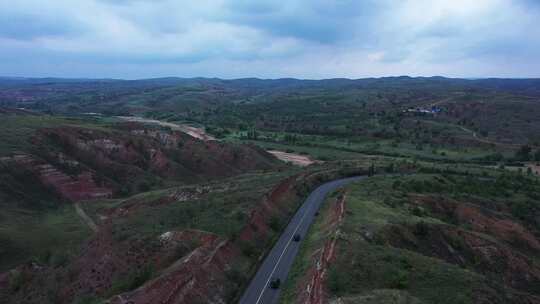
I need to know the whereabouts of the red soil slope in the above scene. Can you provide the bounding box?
[296,193,347,304]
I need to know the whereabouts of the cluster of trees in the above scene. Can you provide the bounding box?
[515,145,540,162]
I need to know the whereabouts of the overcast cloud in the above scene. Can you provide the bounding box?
[1,0,539,79]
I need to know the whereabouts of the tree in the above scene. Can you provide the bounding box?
[534,150,540,162]
[515,145,532,161]
[247,128,258,140]
[368,163,376,177]
[386,162,395,173]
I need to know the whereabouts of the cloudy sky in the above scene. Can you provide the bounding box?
[1,0,539,79]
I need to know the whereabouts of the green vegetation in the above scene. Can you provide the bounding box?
[0,114,111,156]
[224,126,497,163]
[2,77,540,303]
[4,77,540,162]
[103,170,302,242]
[326,245,476,304]
[325,178,476,303]
[279,189,342,303]
[107,265,154,297]
[282,171,540,303]
[0,205,91,271]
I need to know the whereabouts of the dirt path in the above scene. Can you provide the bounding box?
[117,116,216,141]
[426,98,525,149]
[267,150,317,166]
[426,97,520,148]
[457,126,522,148]
[75,202,99,233]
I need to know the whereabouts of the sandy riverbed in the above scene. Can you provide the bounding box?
[267,150,318,166]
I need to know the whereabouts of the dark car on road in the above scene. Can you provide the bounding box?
[270,278,281,289]
[293,234,301,242]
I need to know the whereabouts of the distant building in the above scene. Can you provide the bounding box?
[404,106,442,115]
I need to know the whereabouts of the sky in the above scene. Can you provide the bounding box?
[1,0,539,79]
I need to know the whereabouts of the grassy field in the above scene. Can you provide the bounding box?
[223,128,499,163]
[327,177,476,304]
[0,204,91,271]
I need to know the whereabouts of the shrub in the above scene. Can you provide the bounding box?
[239,241,258,258]
[51,252,69,268]
[327,266,353,295]
[268,216,282,232]
[411,206,426,217]
[391,270,409,289]
[138,182,151,192]
[108,265,154,296]
[515,145,532,161]
[413,221,429,238]
[8,270,29,294]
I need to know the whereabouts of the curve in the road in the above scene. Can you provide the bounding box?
[238,176,365,304]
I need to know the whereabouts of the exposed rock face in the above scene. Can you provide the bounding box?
[0,153,112,201]
[385,224,540,295]
[297,193,347,304]
[1,151,344,304]
[0,171,308,304]
[238,174,300,243]
[381,195,540,301]
[1,122,279,205]
[114,173,328,304]
[409,194,540,256]
[108,231,239,304]
[33,123,279,190]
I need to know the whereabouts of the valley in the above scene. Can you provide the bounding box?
[3,0,540,302]
[0,77,539,304]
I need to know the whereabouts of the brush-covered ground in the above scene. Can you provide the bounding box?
[0,110,378,304]
[1,77,540,304]
[0,111,280,272]
[3,77,540,159]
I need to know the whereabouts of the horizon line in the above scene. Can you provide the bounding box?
[1,75,540,82]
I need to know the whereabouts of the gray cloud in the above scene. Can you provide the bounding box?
[220,0,382,44]
[0,0,539,79]
[0,11,83,40]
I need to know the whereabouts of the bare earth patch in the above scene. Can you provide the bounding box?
[117,116,216,141]
[527,163,540,175]
[267,150,317,166]
[504,162,540,175]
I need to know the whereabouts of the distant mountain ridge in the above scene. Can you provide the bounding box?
[2,75,540,96]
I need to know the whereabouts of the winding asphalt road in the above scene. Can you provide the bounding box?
[238,176,365,304]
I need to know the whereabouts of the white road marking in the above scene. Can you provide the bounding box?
[253,190,319,304]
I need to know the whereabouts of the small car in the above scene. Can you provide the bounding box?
[293,234,301,242]
[270,278,281,289]
[314,211,320,216]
